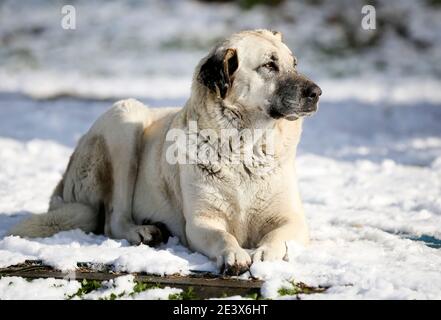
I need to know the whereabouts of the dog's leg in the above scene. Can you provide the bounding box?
[48,178,65,210]
[252,216,309,262]
[186,218,251,275]
[99,100,163,246]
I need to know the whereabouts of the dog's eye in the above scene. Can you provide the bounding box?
[262,61,279,72]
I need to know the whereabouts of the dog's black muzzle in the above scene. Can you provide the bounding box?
[268,74,322,121]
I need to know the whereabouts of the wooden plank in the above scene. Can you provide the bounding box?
[0,260,326,299]
[0,261,262,298]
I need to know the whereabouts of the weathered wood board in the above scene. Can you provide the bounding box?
[0,260,326,299]
[0,260,262,298]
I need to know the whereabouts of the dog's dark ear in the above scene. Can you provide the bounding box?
[271,30,283,41]
[198,48,238,99]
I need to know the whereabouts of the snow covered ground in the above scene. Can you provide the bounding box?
[0,0,441,299]
[0,90,440,300]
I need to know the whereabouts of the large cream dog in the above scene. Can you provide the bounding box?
[9,29,321,275]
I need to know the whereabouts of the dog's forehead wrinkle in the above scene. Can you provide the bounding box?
[233,33,276,49]
[212,30,294,69]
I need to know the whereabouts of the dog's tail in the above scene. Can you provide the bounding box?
[7,203,99,238]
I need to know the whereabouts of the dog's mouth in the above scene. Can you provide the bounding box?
[268,101,318,121]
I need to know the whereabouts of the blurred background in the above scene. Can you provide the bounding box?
[1,0,441,100]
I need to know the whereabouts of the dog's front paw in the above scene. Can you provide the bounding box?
[217,247,251,276]
[252,242,288,262]
[126,225,164,247]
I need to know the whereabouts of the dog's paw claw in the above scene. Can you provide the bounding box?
[221,263,250,276]
[218,247,251,276]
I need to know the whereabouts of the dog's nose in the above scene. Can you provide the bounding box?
[304,83,322,99]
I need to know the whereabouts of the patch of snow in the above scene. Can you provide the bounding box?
[0,276,80,300]
[0,233,215,275]
[130,286,182,300]
[80,275,137,300]
[78,275,181,300]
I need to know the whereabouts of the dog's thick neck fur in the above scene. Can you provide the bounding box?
[177,79,302,177]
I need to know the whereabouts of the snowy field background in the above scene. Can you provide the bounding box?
[0,0,441,299]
